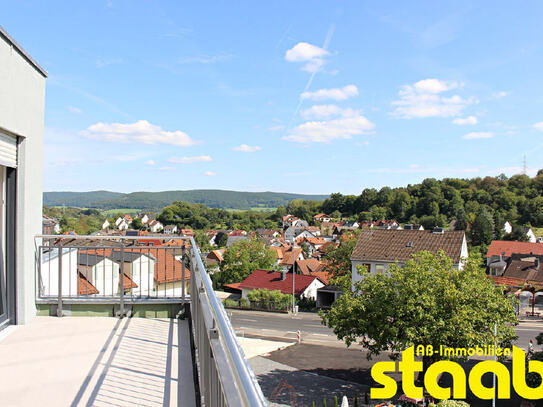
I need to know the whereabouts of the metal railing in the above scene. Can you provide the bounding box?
[35,234,267,407]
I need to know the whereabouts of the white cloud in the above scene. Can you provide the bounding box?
[81,120,198,147]
[453,115,478,125]
[168,155,213,164]
[66,106,82,114]
[301,85,359,101]
[144,160,155,166]
[413,78,458,93]
[533,122,543,132]
[392,79,475,119]
[462,132,494,140]
[492,91,509,99]
[204,171,216,176]
[284,114,375,143]
[285,42,329,72]
[232,144,262,152]
[158,166,176,171]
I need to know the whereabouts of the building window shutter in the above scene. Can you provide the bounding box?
[0,132,17,168]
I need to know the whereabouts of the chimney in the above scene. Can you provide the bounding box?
[281,271,287,281]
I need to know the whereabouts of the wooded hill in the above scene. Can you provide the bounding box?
[43,189,329,211]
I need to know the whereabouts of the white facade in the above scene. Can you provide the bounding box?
[39,248,79,297]
[526,228,537,243]
[503,221,513,234]
[0,27,46,325]
[102,219,110,230]
[149,221,163,233]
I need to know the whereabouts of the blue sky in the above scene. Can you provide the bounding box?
[3,1,543,194]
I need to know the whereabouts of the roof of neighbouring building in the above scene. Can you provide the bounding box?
[237,269,322,295]
[295,259,325,275]
[486,241,543,258]
[351,229,466,264]
[78,272,99,295]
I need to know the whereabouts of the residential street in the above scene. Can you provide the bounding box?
[229,309,543,350]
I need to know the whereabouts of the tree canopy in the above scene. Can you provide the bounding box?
[213,238,276,287]
[321,251,518,369]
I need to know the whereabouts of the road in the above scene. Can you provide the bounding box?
[228,309,543,350]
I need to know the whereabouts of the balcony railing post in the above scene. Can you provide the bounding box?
[119,245,125,318]
[57,242,63,317]
[181,244,186,305]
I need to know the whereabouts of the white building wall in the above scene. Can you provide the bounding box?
[92,259,121,296]
[40,248,79,297]
[0,29,46,324]
[301,279,325,300]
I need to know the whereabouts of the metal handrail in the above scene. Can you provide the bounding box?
[34,234,267,407]
[188,237,267,407]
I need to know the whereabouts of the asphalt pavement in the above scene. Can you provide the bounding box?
[228,309,543,350]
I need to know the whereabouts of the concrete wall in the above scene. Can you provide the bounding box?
[0,28,46,324]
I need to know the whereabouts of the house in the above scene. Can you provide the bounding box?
[163,224,178,234]
[278,247,304,270]
[294,229,316,242]
[102,219,110,230]
[148,220,163,233]
[115,217,129,231]
[486,240,543,273]
[39,248,79,297]
[304,226,321,236]
[42,216,60,234]
[486,240,543,260]
[282,215,308,229]
[525,227,537,243]
[206,249,224,266]
[487,252,543,289]
[181,228,194,237]
[503,221,513,234]
[236,269,325,300]
[313,213,332,223]
[351,229,468,284]
[123,215,133,225]
[300,237,327,256]
[141,213,155,225]
[0,25,47,327]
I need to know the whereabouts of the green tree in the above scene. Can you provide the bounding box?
[323,231,359,277]
[321,251,517,377]
[503,225,530,242]
[454,207,467,230]
[470,208,494,246]
[131,218,144,230]
[215,239,276,286]
[215,231,228,247]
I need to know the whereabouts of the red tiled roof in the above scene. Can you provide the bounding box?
[296,259,325,275]
[207,250,224,263]
[487,241,543,258]
[311,271,332,285]
[78,272,99,295]
[224,282,242,291]
[238,269,321,295]
[490,275,530,287]
[279,247,303,266]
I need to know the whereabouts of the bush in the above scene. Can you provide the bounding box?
[239,298,250,308]
[247,288,291,310]
[437,401,470,407]
[223,299,238,308]
[297,296,316,311]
